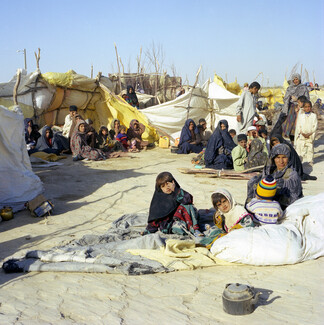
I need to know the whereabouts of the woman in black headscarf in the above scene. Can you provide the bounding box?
[204,120,236,169]
[126,85,139,109]
[247,143,303,210]
[35,126,64,155]
[178,119,203,154]
[270,134,316,181]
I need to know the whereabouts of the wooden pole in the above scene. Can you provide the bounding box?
[114,43,122,93]
[91,64,93,78]
[13,69,22,105]
[186,65,202,119]
[34,48,40,69]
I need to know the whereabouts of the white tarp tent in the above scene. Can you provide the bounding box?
[141,80,241,141]
[0,105,43,212]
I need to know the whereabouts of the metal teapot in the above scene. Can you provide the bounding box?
[1,207,14,221]
[222,283,261,315]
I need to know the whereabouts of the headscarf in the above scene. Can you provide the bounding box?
[69,113,84,138]
[127,119,145,139]
[284,73,309,111]
[71,120,88,148]
[204,120,236,165]
[99,126,108,138]
[245,138,267,169]
[179,119,199,146]
[148,173,182,223]
[24,118,33,133]
[110,118,120,138]
[212,188,250,231]
[126,86,139,107]
[263,143,292,178]
[36,126,54,150]
[270,134,303,177]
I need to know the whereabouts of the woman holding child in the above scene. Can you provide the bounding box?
[127,119,148,151]
[204,120,236,169]
[247,143,303,210]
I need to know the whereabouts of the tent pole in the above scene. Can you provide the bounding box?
[13,69,22,105]
[186,65,201,119]
[114,43,122,94]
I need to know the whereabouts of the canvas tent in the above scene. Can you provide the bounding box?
[0,70,159,143]
[0,105,43,212]
[141,80,241,141]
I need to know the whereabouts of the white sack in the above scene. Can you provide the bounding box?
[0,105,43,211]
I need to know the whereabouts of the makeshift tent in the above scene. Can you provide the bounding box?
[0,105,43,212]
[141,80,240,141]
[0,70,158,143]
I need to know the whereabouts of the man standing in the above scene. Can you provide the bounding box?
[62,105,77,138]
[236,82,261,134]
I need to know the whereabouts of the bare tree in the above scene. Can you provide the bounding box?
[145,41,165,74]
[170,63,177,77]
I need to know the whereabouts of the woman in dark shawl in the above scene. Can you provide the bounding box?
[204,119,236,169]
[126,86,139,109]
[271,73,309,141]
[144,172,201,236]
[247,143,303,210]
[270,133,316,181]
[71,120,106,160]
[35,126,64,155]
[24,118,41,154]
[126,119,148,150]
[178,119,203,154]
[245,138,268,169]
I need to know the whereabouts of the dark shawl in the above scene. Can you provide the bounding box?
[245,138,268,169]
[148,174,193,223]
[36,126,54,150]
[271,133,304,178]
[179,119,199,146]
[204,120,236,166]
[24,118,40,144]
[126,86,139,108]
[247,143,303,210]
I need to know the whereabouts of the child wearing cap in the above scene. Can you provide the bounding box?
[231,134,248,171]
[246,175,283,225]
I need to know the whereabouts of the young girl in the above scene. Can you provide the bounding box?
[144,172,202,237]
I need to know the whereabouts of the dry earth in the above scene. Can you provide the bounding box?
[1,131,324,324]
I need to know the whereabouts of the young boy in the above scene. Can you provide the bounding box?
[246,175,283,225]
[295,100,318,165]
[228,129,238,145]
[236,81,261,134]
[231,134,248,171]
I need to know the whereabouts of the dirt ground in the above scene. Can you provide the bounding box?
[1,131,324,324]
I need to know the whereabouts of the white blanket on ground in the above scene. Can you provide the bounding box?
[210,193,324,265]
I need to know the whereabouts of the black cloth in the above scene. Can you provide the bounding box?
[127,86,139,108]
[148,177,192,223]
[204,120,236,169]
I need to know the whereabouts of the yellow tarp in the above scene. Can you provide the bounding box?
[128,239,234,271]
[99,84,159,142]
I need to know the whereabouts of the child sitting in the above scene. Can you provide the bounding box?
[116,125,130,150]
[231,134,248,171]
[246,175,283,225]
[295,100,318,165]
[144,171,203,237]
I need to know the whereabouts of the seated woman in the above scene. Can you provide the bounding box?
[270,133,316,180]
[96,126,125,152]
[244,138,268,169]
[24,118,40,155]
[204,120,236,169]
[178,119,203,154]
[109,119,121,140]
[144,172,202,236]
[247,143,303,210]
[71,121,106,161]
[126,119,149,150]
[35,126,65,155]
[126,86,139,109]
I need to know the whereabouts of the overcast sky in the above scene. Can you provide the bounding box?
[1,0,323,87]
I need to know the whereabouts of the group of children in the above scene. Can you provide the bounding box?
[144,171,283,248]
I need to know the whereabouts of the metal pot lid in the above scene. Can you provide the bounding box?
[223,283,254,301]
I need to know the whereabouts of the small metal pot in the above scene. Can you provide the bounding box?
[222,283,261,315]
[1,207,14,221]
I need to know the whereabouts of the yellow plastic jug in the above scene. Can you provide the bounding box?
[159,136,170,148]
